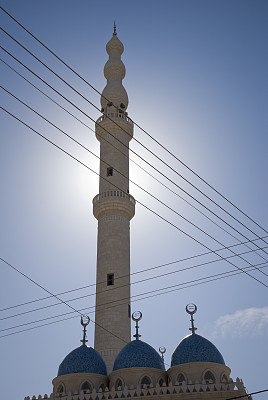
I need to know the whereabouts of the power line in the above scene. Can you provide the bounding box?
[1,106,268,289]
[1,246,267,322]
[1,262,267,339]
[226,389,268,399]
[2,57,267,267]
[3,84,268,284]
[1,236,267,314]
[1,4,266,237]
[0,252,170,367]
[1,29,268,253]
[0,58,96,134]
[1,44,267,264]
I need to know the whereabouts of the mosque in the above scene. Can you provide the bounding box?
[26,28,249,400]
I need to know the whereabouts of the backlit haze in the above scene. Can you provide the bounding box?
[0,1,267,399]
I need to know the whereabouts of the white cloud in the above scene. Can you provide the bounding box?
[212,306,268,338]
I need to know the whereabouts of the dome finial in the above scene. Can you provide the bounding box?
[80,315,90,345]
[113,20,117,36]
[159,346,166,361]
[186,304,197,334]
[132,311,142,340]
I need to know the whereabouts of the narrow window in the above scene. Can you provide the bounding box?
[81,382,91,394]
[99,384,106,392]
[128,304,131,318]
[115,378,123,390]
[57,384,64,394]
[159,378,165,387]
[177,373,186,385]
[107,167,113,176]
[204,371,215,384]
[107,273,114,286]
[141,376,151,388]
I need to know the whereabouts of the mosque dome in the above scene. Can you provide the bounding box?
[171,334,225,366]
[113,340,165,371]
[57,344,107,376]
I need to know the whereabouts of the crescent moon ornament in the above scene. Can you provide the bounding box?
[132,311,142,322]
[81,315,90,327]
[186,303,197,315]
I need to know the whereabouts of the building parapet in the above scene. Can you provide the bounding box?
[26,377,247,400]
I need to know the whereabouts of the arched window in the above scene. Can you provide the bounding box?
[204,371,215,384]
[99,384,106,392]
[57,384,64,394]
[221,374,228,383]
[140,376,151,388]
[115,378,123,390]
[81,381,92,394]
[177,373,186,385]
[159,378,165,387]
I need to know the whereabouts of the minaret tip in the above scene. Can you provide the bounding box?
[113,20,117,36]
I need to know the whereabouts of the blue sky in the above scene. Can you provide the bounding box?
[0,1,267,399]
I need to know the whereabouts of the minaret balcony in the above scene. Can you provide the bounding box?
[93,190,135,220]
[96,112,133,125]
[95,113,134,142]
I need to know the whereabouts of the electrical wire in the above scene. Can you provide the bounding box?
[226,389,268,399]
[1,105,268,289]
[2,57,267,268]
[1,45,267,263]
[1,29,268,254]
[1,262,267,339]
[1,235,267,314]
[0,247,171,366]
[2,245,267,322]
[3,84,268,284]
[1,4,267,237]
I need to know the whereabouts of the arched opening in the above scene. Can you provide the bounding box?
[204,371,215,384]
[140,376,152,388]
[57,384,64,394]
[177,373,186,385]
[115,378,123,390]
[221,374,228,383]
[159,378,165,387]
[99,383,106,392]
[81,381,92,394]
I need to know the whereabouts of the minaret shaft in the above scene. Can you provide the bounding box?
[93,31,135,373]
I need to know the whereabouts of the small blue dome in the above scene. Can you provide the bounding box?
[113,340,165,371]
[171,334,225,366]
[58,344,107,376]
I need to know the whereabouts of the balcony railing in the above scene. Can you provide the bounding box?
[96,113,133,125]
[93,190,135,205]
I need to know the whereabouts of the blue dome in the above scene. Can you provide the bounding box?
[58,344,107,376]
[171,334,225,366]
[113,340,165,371]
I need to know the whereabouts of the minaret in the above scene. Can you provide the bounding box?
[93,27,135,373]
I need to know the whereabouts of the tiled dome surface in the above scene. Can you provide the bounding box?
[113,340,165,371]
[58,344,107,376]
[171,334,225,366]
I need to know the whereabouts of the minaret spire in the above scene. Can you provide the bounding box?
[93,32,135,373]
